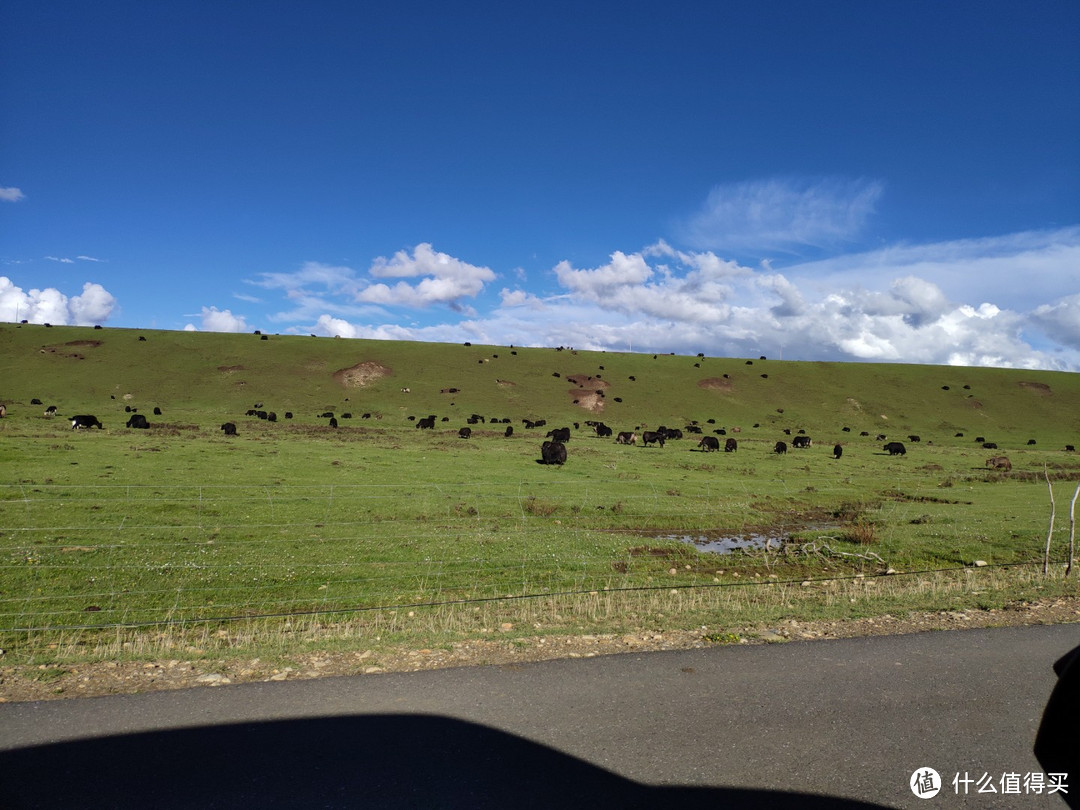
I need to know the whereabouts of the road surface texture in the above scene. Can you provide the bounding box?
[1,624,1077,809]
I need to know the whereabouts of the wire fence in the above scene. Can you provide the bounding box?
[0,481,761,632]
[1,480,1067,634]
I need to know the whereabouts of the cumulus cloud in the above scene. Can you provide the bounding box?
[0,186,25,202]
[242,227,1078,370]
[68,283,117,324]
[0,277,116,325]
[198,306,250,333]
[678,176,884,253]
[1031,294,1080,351]
[358,243,496,308]
[311,314,359,338]
[252,246,496,323]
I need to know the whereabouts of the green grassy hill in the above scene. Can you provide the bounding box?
[3,323,1078,450]
[2,322,1079,669]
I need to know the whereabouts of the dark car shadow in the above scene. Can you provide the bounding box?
[0,713,891,809]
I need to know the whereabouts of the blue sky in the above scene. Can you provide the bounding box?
[2,1,1078,369]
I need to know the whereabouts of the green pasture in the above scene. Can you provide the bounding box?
[1,324,1079,658]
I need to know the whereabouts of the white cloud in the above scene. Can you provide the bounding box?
[311,314,359,338]
[0,187,24,202]
[678,177,884,253]
[199,306,250,333]
[359,243,496,308]
[244,228,1080,370]
[45,256,75,264]
[0,276,116,325]
[554,250,653,295]
[68,282,117,324]
[1031,294,1080,351]
[252,246,495,323]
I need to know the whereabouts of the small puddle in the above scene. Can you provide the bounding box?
[662,532,780,554]
[656,524,840,555]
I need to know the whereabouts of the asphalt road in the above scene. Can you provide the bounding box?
[1,624,1077,809]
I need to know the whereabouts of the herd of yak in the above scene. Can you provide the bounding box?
[8,395,1073,473]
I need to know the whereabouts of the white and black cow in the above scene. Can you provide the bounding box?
[71,414,103,430]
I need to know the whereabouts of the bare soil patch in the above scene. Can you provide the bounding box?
[698,377,734,392]
[217,365,245,373]
[1020,381,1052,396]
[2,596,1077,703]
[334,361,392,388]
[566,374,609,412]
[571,391,605,412]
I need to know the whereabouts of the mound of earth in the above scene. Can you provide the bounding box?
[1020,381,1052,395]
[698,377,733,391]
[566,374,609,412]
[334,361,392,388]
[571,391,605,412]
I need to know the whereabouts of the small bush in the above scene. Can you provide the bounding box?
[523,497,558,517]
[844,520,878,545]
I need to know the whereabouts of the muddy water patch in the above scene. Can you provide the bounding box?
[641,525,841,555]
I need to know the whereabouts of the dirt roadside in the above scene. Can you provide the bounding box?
[3,596,1078,704]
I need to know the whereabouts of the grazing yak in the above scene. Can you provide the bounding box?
[540,440,567,465]
[986,456,1012,472]
[546,426,571,443]
[833,444,843,459]
[221,422,237,435]
[70,414,103,430]
[416,416,436,430]
[697,436,720,452]
[641,431,665,448]
[125,414,150,429]
[44,405,58,417]
[884,441,907,456]
[724,437,738,452]
[616,431,637,445]
[458,426,472,439]
[504,425,514,437]
[792,435,812,449]
[773,441,787,454]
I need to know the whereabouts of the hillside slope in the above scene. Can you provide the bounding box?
[2,323,1078,448]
